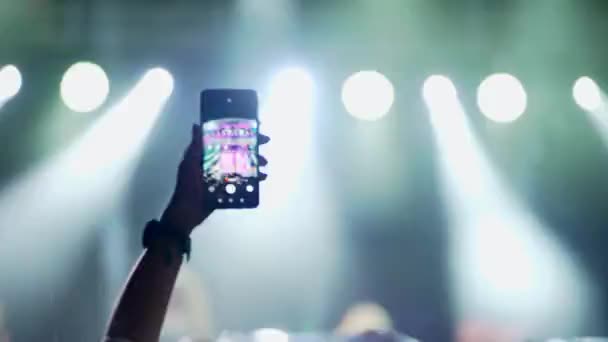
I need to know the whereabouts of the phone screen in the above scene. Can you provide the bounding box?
[203,118,258,180]
[201,90,259,208]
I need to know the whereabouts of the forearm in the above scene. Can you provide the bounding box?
[106,241,183,342]
[105,123,216,342]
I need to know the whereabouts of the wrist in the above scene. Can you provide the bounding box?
[160,210,193,234]
[143,220,192,261]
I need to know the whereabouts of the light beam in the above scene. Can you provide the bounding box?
[0,68,173,300]
[423,75,595,338]
[260,66,315,207]
[194,67,341,330]
[576,77,608,152]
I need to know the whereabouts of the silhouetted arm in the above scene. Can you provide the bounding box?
[104,124,269,342]
[105,124,211,342]
[105,241,184,342]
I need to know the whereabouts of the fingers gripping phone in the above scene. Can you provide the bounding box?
[200,89,259,209]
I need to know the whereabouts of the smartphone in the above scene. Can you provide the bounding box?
[200,89,259,209]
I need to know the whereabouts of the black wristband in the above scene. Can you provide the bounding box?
[142,220,191,261]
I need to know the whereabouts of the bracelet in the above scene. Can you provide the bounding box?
[142,220,191,262]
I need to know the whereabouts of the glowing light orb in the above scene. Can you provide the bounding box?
[0,65,22,102]
[342,71,394,121]
[573,76,602,112]
[422,74,458,108]
[477,73,527,123]
[61,62,110,113]
[266,67,314,112]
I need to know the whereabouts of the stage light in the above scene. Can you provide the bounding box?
[422,75,458,112]
[266,67,314,112]
[78,67,173,169]
[253,329,289,342]
[141,67,174,100]
[573,77,602,112]
[477,73,527,123]
[424,81,594,337]
[342,71,394,121]
[61,62,110,113]
[0,67,173,298]
[422,75,471,149]
[0,64,22,103]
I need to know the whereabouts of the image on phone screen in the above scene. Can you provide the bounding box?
[202,118,258,205]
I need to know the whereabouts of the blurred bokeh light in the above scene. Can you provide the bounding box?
[574,77,603,112]
[253,328,289,342]
[0,64,22,104]
[265,67,314,113]
[60,62,110,113]
[335,302,393,336]
[342,71,394,121]
[423,75,458,113]
[477,73,527,123]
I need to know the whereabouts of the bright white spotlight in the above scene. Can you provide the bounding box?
[0,67,173,297]
[342,71,394,121]
[79,67,174,169]
[422,75,458,111]
[477,73,527,123]
[260,67,315,207]
[253,328,289,342]
[266,67,314,112]
[141,67,174,99]
[61,62,110,113]
[0,64,22,103]
[573,77,602,112]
